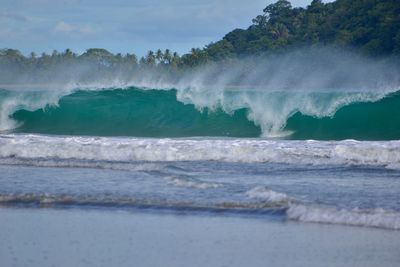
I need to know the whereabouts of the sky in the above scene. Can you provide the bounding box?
[0,0,323,56]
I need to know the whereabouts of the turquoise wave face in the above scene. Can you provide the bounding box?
[4,87,400,140]
[286,92,400,140]
[11,88,261,137]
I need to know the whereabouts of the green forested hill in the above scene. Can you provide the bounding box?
[201,0,400,61]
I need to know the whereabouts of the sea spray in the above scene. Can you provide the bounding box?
[0,48,399,138]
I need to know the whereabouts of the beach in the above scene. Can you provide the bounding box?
[1,207,399,267]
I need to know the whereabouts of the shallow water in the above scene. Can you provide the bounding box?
[1,134,399,230]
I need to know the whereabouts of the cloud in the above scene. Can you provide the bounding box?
[54,21,73,32]
[54,21,97,35]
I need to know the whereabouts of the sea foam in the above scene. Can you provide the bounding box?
[1,135,400,168]
[287,204,400,230]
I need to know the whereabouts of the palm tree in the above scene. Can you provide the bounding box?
[155,49,163,64]
[145,50,156,67]
[171,52,181,68]
[163,49,172,65]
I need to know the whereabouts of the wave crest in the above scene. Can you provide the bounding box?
[245,186,290,203]
[165,176,222,189]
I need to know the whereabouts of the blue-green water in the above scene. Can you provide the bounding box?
[0,86,399,140]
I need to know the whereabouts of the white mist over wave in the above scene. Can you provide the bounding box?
[0,48,399,136]
[2,135,400,168]
[171,49,399,136]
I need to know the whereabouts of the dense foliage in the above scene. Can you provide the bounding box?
[0,0,399,83]
[204,0,400,61]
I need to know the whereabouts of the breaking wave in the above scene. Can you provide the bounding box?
[0,86,399,140]
[1,134,400,168]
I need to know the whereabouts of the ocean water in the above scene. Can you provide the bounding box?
[1,84,400,265]
[0,134,400,230]
[2,87,400,140]
[0,85,400,231]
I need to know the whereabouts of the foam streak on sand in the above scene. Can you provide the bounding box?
[287,204,400,230]
[1,190,400,230]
